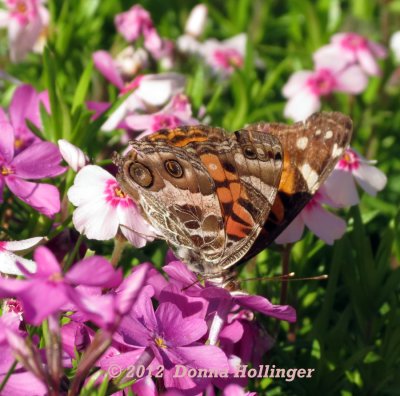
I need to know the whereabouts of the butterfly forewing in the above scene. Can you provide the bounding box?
[240,112,353,263]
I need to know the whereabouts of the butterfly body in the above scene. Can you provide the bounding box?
[116,112,352,286]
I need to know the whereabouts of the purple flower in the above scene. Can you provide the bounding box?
[101,286,229,394]
[0,313,47,395]
[283,58,368,121]
[314,32,387,77]
[0,246,122,325]
[0,84,49,153]
[0,121,64,216]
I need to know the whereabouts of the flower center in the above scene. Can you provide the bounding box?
[48,272,64,282]
[213,48,243,71]
[308,68,336,96]
[104,179,133,208]
[154,336,167,349]
[340,33,367,51]
[151,114,181,132]
[7,0,37,25]
[1,165,14,176]
[0,241,6,251]
[337,149,360,171]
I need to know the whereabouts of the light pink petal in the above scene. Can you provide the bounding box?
[302,204,346,245]
[6,177,61,217]
[33,246,61,277]
[12,141,65,179]
[283,90,321,121]
[117,204,156,247]
[0,10,9,28]
[356,48,381,76]
[9,84,41,129]
[132,376,158,396]
[144,28,163,56]
[65,256,122,288]
[0,121,15,162]
[353,163,387,196]
[125,114,155,130]
[58,139,88,172]
[369,41,387,59]
[71,200,119,241]
[0,251,36,276]
[323,169,359,207]
[5,236,44,252]
[335,65,368,94]
[93,50,124,89]
[282,71,313,98]
[313,45,353,73]
[0,370,47,396]
[101,100,129,132]
[275,214,305,244]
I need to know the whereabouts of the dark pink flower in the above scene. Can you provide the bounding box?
[115,5,163,58]
[0,247,122,325]
[0,121,64,216]
[0,84,49,153]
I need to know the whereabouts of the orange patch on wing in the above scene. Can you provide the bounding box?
[278,152,296,194]
[270,195,285,223]
[172,136,208,147]
[216,187,232,204]
[200,154,226,182]
[226,219,248,239]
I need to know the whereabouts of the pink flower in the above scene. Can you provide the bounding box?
[0,84,49,153]
[179,33,246,76]
[114,5,162,58]
[283,57,368,120]
[275,189,347,245]
[323,148,387,207]
[314,33,387,77]
[0,121,64,217]
[0,0,50,62]
[0,246,122,325]
[67,165,157,247]
[126,93,198,138]
[0,236,44,275]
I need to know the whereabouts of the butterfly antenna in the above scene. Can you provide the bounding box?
[181,276,204,292]
[238,272,328,284]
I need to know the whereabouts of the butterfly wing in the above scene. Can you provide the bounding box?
[239,111,353,263]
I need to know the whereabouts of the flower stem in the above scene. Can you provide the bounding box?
[110,237,126,267]
[0,360,17,392]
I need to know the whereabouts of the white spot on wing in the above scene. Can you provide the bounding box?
[300,163,319,192]
[296,137,308,150]
[315,129,322,136]
[324,130,333,139]
[208,163,218,171]
[332,143,344,158]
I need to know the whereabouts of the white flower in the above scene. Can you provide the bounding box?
[0,237,44,275]
[58,139,88,172]
[185,4,208,37]
[67,165,157,247]
[390,31,400,63]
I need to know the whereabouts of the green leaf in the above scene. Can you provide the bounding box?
[72,60,94,113]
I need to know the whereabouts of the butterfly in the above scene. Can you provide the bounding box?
[115,112,352,287]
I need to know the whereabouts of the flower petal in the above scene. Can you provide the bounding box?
[335,65,368,94]
[5,236,44,252]
[0,121,15,163]
[274,214,305,244]
[0,251,36,276]
[357,48,381,76]
[323,169,359,207]
[353,163,387,196]
[33,246,61,277]
[9,84,41,129]
[65,256,122,288]
[6,177,61,217]
[302,203,346,245]
[282,70,313,98]
[233,294,296,322]
[93,50,124,89]
[283,90,321,121]
[58,139,88,172]
[12,142,65,179]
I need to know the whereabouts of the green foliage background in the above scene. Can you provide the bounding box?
[1,0,400,395]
